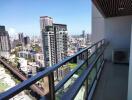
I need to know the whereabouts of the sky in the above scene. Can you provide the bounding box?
[0,0,92,37]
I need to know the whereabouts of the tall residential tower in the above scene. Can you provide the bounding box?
[18,33,24,43]
[40,16,69,80]
[0,26,11,58]
[40,16,68,67]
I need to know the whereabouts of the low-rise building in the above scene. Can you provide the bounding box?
[0,65,31,100]
[18,51,35,60]
[18,58,29,74]
[35,53,44,67]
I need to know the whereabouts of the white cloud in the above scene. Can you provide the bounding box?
[8,28,16,35]
[7,28,18,39]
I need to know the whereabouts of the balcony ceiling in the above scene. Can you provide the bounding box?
[92,0,132,17]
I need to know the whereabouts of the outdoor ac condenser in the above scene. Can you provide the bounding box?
[112,49,129,64]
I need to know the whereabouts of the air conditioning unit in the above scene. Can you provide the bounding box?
[112,49,129,64]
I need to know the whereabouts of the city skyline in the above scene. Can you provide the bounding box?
[0,0,91,37]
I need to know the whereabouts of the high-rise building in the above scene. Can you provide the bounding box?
[40,16,68,80]
[53,24,68,63]
[41,25,56,67]
[40,16,68,67]
[40,16,55,67]
[0,26,11,58]
[40,16,53,31]
[23,36,30,46]
[11,39,22,49]
[18,33,24,43]
[82,30,85,38]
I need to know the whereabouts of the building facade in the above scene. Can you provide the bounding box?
[40,16,68,80]
[23,36,30,46]
[0,26,11,58]
[40,16,68,67]
[53,24,68,63]
[41,25,56,67]
[18,33,24,43]
[40,16,53,31]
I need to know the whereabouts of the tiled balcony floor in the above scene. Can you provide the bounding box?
[93,61,128,100]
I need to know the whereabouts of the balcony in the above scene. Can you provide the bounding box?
[91,0,132,99]
[0,39,129,100]
[93,61,128,100]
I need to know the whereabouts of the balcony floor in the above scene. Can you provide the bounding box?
[93,61,128,100]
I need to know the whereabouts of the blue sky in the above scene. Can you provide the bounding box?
[0,0,91,36]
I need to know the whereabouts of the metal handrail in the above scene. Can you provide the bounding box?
[0,39,106,100]
[0,58,45,96]
[55,42,105,92]
[61,42,108,100]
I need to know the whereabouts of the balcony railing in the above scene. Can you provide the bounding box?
[0,39,108,100]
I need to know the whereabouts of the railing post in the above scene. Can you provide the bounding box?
[45,72,55,100]
[83,49,89,100]
[101,40,104,62]
[95,43,98,74]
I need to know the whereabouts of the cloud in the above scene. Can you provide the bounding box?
[8,28,16,35]
[7,28,18,39]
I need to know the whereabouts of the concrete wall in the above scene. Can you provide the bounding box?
[104,16,132,60]
[91,3,132,60]
[92,3,132,100]
[128,25,132,100]
[91,4,105,43]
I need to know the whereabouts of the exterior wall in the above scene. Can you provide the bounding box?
[0,33,11,52]
[42,30,56,67]
[40,16,53,31]
[56,31,68,62]
[91,4,105,43]
[40,17,69,80]
[104,16,132,60]
[128,25,132,100]
[92,4,132,60]
[35,53,44,67]
[18,51,35,59]
[53,24,68,63]
[0,26,11,58]
[18,33,24,43]
[92,3,132,100]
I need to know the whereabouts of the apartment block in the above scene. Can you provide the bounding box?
[0,26,11,58]
[40,16,68,67]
